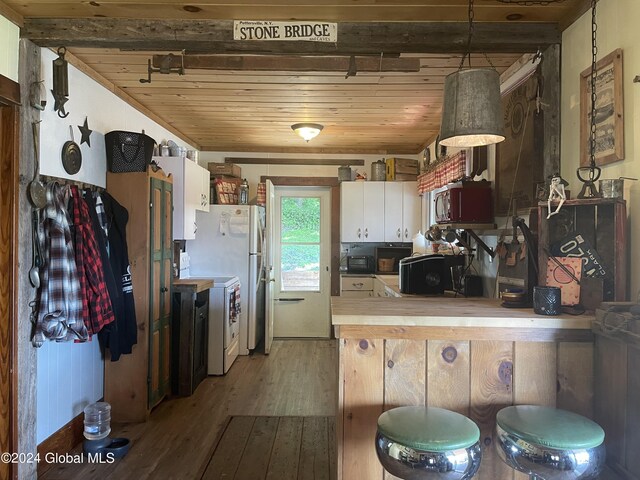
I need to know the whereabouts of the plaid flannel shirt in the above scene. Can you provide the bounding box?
[33,183,87,346]
[70,186,115,336]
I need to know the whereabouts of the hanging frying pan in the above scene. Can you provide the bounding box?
[62,125,82,175]
[28,122,47,209]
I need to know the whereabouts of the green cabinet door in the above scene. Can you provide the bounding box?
[149,177,173,408]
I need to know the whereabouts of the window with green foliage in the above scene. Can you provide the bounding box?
[280,197,321,291]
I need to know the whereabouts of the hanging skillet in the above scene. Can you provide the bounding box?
[62,125,82,175]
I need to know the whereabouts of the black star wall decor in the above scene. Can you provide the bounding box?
[78,117,92,147]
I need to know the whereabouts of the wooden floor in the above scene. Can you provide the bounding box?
[202,416,335,479]
[40,340,337,480]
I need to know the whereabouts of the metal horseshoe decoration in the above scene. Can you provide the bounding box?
[52,47,70,118]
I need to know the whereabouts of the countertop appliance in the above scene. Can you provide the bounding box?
[399,254,446,295]
[375,246,412,274]
[347,255,374,274]
[435,181,493,224]
[208,276,241,375]
[186,205,265,355]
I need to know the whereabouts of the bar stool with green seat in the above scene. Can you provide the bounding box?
[495,405,606,479]
[376,406,482,480]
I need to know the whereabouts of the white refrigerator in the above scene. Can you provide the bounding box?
[186,205,266,355]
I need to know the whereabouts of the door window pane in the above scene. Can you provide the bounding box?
[280,197,321,291]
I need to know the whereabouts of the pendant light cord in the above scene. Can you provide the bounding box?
[458,0,496,71]
[577,0,601,197]
[589,0,598,170]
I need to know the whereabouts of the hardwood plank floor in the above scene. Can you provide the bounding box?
[40,339,337,480]
[201,416,334,480]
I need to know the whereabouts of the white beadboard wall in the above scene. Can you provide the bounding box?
[36,48,194,444]
[0,14,19,82]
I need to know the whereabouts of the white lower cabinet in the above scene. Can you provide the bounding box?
[340,275,374,298]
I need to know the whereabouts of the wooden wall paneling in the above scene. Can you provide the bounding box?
[514,342,557,406]
[336,339,344,480]
[557,342,594,418]
[470,341,514,480]
[625,346,640,477]
[512,342,557,480]
[383,339,426,480]
[16,39,39,480]
[384,339,426,408]
[594,335,627,471]
[426,340,470,416]
[342,338,384,480]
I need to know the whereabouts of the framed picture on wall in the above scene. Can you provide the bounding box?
[580,48,624,167]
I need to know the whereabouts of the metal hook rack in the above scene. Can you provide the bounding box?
[139,53,185,84]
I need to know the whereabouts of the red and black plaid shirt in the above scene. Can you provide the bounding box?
[70,186,115,336]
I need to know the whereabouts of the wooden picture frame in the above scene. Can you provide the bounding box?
[580,48,624,167]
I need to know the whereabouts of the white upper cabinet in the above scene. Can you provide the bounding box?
[201,168,210,212]
[155,156,209,240]
[341,181,420,243]
[340,182,384,242]
[402,181,421,241]
[383,182,403,242]
[383,181,420,242]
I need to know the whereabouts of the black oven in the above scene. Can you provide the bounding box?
[347,255,374,274]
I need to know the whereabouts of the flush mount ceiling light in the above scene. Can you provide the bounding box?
[291,123,324,142]
[439,0,505,148]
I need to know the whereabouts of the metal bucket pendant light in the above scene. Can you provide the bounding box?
[439,0,505,148]
[577,0,602,198]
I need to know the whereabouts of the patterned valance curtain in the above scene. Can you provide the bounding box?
[417,150,468,195]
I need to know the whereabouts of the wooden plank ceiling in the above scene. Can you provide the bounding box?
[5,0,589,153]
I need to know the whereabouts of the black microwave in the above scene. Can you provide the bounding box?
[347,255,374,274]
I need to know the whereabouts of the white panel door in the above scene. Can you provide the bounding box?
[383,182,403,242]
[264,180,275,354]
[273,187,331,338]
[340,182,363,242]
[362,182,385,242]
[402,181,421,241]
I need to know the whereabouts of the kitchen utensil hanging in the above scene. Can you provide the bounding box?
[62,125,82,175]
[29,211,42,289]
[28,122,47,209]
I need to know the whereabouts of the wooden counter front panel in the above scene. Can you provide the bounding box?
[338,339,593,480]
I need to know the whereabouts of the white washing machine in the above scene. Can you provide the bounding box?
[208,276,241,375]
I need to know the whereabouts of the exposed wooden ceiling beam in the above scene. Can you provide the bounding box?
[22,20,560,54]
[152,55,420,73]
[225,157,365,166]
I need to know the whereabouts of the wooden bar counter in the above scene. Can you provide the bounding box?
[332,296,596,480]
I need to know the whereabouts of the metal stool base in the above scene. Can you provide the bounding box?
[495,424,606,480]
[375,433,481,480]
